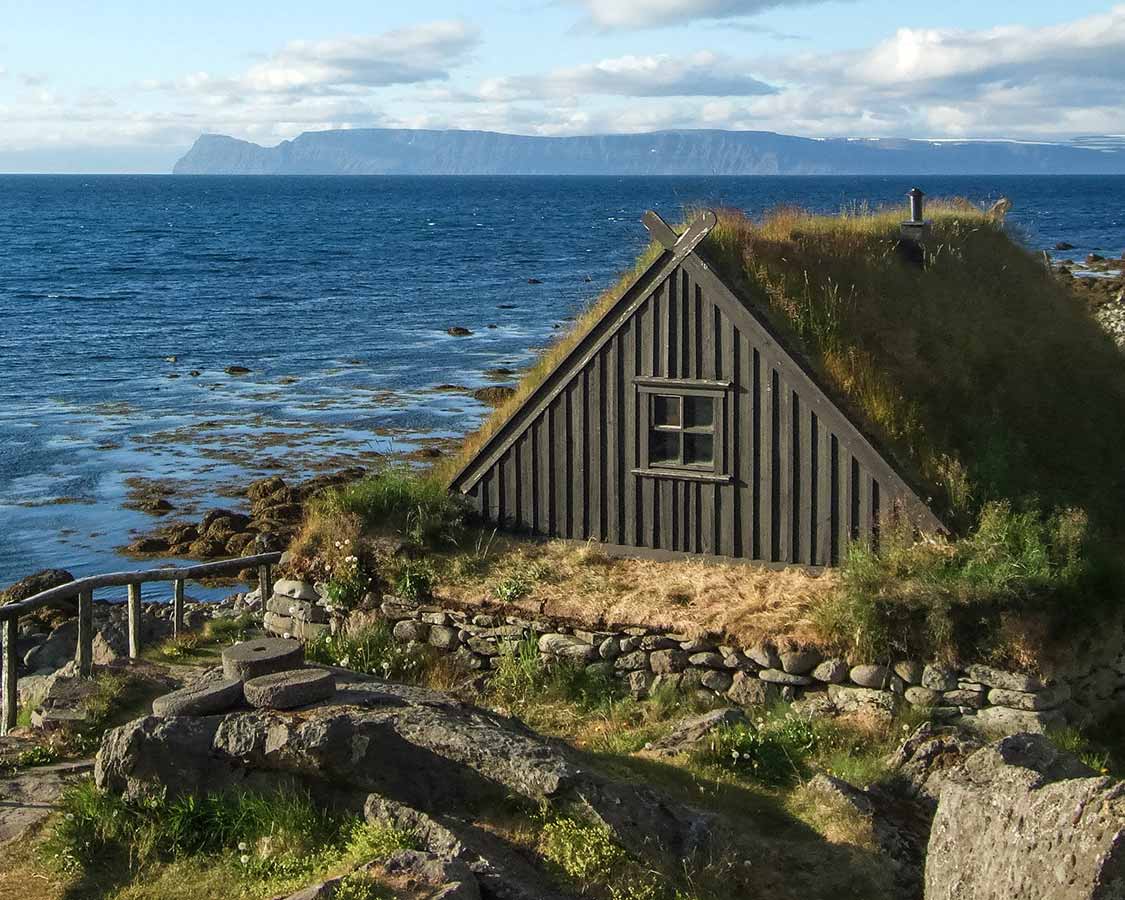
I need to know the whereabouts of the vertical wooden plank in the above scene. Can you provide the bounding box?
[641,298,656,547]
[739,337,754,559]
[666,271,676,378]
[872,478,882,551]
[127,583,142,659]
[577,375,590,538]
[537,414,551,535]
[680,480,690,553]
[683,270,694,380]
[1,618,16,735]
[760,364,775,562]
[76,589,93,677]
[172,580,185,639]
[720,312,736,557]
[816,418,832,567]
[659,478,673,550]
[519,431,534,529]
[798,404,812,565]
[588,361,602,541]
[605,339,619,543]
[562,388,573,537]
[857,466,872,545]
[258,564,272,607]
[777,379,793,564]
[624,318,637,547]
[487,469,500,523]
[836,439,851,564]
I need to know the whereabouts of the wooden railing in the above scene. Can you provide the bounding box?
[0,552,282,735]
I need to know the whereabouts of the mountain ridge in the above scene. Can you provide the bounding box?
[172,128,1125,176]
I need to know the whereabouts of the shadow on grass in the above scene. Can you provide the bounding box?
[578,749,897,900]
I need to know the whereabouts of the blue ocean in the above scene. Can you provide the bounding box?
[2,174,1123,590]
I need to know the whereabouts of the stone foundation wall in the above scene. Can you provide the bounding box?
[258,579,1125,734]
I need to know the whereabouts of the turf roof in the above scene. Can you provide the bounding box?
[442,202,1125,535]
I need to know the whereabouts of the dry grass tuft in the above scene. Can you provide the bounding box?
[436,535,836,647]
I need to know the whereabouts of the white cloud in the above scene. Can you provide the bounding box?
[476,52,775,100]
[574,0,840,29]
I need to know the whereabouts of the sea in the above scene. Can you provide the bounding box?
[2,174,1123,595]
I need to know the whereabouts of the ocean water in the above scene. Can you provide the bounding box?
[2,174,1123,593]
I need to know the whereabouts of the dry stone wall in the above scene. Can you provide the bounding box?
[258,580,1125,734]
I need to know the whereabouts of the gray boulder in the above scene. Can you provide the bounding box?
[221,638,304,680]
[153,678,245,717]
[647,708,747,756]
[383,850,480,900]
[243,669,336,710]
[925,733,1125,900]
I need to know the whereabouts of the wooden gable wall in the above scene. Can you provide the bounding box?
[454,213,941,567]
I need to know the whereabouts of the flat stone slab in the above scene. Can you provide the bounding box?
[0,760,93,846]
[153,678,244,717]
[222,638,304,681]
[244,668,336,710]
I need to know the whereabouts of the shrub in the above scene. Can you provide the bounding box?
[13,744,59,769]
[492,560,549,603]
[489,635,621,711]
[323,554,372,611]
[539,816,671,900]
[702,714,817,787]
[43,780,342,877]
[316,467,464,547]
[394,559,436,602]
[304,622,431,683]
[814,501,1124,663]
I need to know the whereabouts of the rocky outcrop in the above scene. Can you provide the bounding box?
[95,673,713,885]
[925,733,1125,899]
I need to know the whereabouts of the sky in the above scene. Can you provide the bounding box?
[2,0,1124,172]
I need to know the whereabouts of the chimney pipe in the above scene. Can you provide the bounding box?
[907,187,925,224]
[900,186,929,246]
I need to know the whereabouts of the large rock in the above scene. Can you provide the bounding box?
[95,675,711,873]
[153,679,245,717]
[925,733,1125,899]
[537,634,596,663]
[383,850,480,900]
[243,669,336,710]
[1,568,75,606]
[22,620,78,672]
[974,705,1065,735]
[647,708,747,756]
[221,638,304,680]
[272,580,320,602]
[962,664,1044,693]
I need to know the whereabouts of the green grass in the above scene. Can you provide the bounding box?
[304,620,433,683]
[814,502,1125,663]
[314,465,466,547]
[489,634,622,712]
[40,779,415,899]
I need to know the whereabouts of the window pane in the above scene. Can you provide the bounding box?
[652,395,680,427]
[650,430,680,465]
[684,433,713,466]
[684,396,714,429]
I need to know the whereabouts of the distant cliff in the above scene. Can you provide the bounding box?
[173,129,1125,176]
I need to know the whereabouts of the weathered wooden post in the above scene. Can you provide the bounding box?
[76,589,94,678]
[127,583,142,658]
[2,618,16,735]
[172,579,185,638]
[258,564,273,607]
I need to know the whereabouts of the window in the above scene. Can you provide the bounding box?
[649,394,715,467]
[635,378,729,481]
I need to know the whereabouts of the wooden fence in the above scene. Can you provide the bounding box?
[0,552,281,735]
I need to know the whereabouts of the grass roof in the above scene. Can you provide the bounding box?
[442,201,1125,535]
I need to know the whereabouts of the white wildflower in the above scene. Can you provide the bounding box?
[240,854,250,865]
[238,842,248,851]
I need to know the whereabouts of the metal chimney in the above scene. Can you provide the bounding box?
[901,186,929,244]
[907,187,925,224]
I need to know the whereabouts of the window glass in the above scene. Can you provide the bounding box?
[684,433,714,466]
[684,396,714,429]
[650,430,680,464]
[652,395,680,427]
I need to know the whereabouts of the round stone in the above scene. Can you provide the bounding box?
[152,678,244,717]
[221,637,304,681]
[243,668,336,710]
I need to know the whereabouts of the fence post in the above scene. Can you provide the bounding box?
[76,589,93,678]
[173,579,185,638]
[128,583,142,658]
[2,618,16,735]
[258,564,273,606]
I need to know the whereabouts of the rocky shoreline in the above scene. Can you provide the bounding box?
[1057,248,1125,346]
